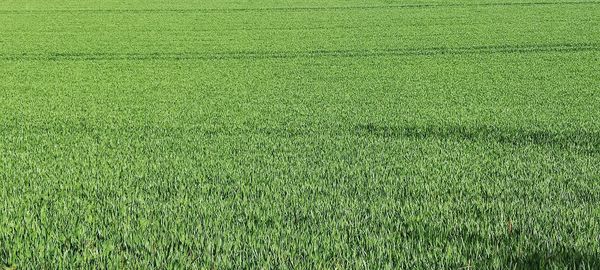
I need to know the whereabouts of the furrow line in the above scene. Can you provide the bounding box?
[1,43,599,61]
[0,1,598,14]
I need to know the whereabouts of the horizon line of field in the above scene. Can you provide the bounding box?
[0,0,598,14]
[1,43,598,61]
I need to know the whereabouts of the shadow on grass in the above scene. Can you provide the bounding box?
[355,123,600,154]
[417,223,600,269]
[507,247,600,269]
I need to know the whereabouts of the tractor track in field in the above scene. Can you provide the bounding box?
[2,43,599,61]
[0,1,599,14]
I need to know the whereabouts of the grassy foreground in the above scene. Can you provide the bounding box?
[1,0,600,268]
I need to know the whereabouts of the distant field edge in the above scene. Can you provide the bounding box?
[0,1,599,14]
[2,43,599,62]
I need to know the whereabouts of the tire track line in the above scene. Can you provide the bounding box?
[1,43,599,61]
[0,1,598,14]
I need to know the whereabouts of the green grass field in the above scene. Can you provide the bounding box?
[1,0,600,268]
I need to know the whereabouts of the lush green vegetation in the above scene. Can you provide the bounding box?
[1,0,599,268]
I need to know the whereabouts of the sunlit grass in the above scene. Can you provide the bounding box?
[1,0,599,268]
